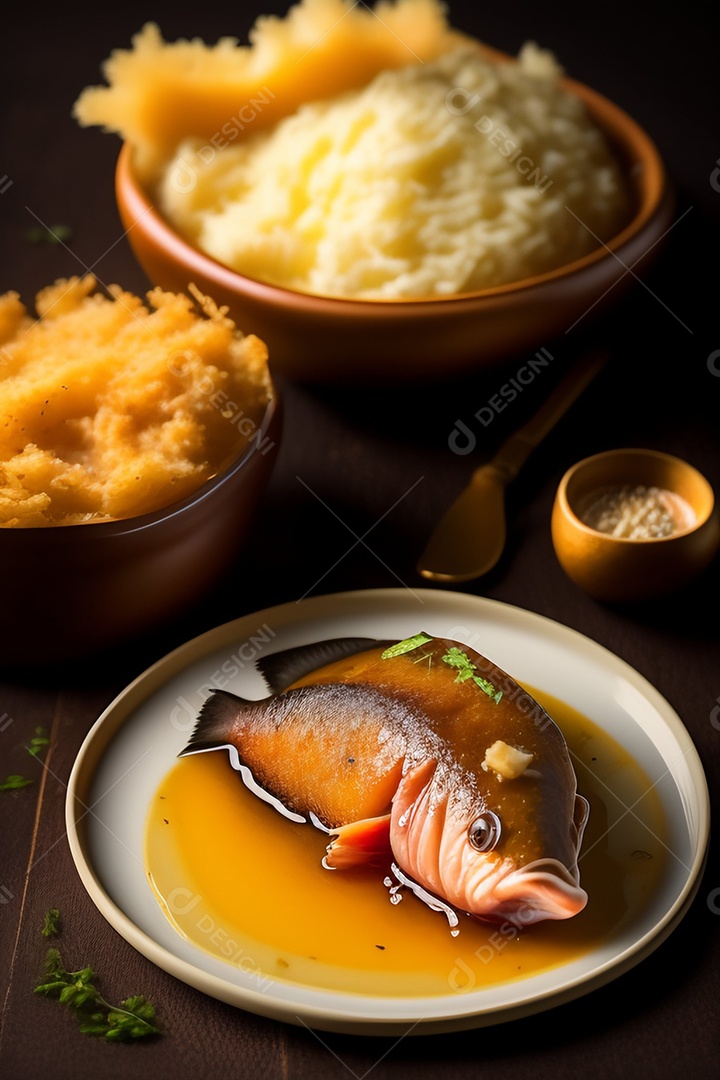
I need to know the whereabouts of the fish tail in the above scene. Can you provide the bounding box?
[177,689,250,757]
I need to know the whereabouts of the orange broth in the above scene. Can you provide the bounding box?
[144,689,668,997]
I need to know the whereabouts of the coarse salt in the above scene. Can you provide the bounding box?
[579,484,695,540]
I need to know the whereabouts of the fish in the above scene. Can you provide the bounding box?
[179,633,589,927]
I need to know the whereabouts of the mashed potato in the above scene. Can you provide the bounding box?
[0,276,272,527]
[158,45,631,299]
[75,0,632,299]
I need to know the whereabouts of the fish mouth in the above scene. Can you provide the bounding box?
[490,859,588,925]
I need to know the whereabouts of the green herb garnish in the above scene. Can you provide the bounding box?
[441,647,502,703]
[381,632,433,660]
[34,947,160,1041]
[41,909,61,938]
[0,774,33,791]
[26,224,73,245]
[27,727,49,758]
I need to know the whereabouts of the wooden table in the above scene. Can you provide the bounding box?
[2,2,718,1077]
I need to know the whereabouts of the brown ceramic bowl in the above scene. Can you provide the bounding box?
[0,392,281,668]
[551,448,720,602]
[115,56,673,385]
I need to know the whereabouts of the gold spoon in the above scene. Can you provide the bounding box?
[417,347,607,583]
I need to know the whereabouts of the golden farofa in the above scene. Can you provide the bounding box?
[0,275,272,527]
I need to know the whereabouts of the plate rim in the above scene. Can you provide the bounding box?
[65,588,711,1036]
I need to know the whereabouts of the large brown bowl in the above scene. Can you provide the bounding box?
[0,392,281,668]
[115,54,673,385]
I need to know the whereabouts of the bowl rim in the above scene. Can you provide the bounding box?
[555,447,717,544]
[115,44,671,312]
[0,389,280,540]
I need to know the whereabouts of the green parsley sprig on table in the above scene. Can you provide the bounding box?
[0,727,51,791]
[26,224,73,245]
[27,727,50,757]
[0,775,33,791]
[41,908,61,937]
[34,910,160,1041]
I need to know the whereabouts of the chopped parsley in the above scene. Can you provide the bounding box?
[381,632,433,659]
[441,646,502,703]
[381,634,502,703]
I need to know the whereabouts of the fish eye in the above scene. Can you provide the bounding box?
[468,811,501,852]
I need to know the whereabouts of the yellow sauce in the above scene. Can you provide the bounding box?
[144,689,668,997]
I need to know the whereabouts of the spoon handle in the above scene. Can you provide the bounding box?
[417,345,607,583]
[487,346,608,482]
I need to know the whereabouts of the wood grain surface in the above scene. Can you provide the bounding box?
[1,2,718,1077]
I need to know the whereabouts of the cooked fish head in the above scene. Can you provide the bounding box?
[390,754,589,925]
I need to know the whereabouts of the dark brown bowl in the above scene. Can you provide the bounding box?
[0,392,281,667]
[115,53,673,385]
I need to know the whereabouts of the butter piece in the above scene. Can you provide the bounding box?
[482,740,534,781]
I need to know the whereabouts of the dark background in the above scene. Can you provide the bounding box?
[1,2,718,1078]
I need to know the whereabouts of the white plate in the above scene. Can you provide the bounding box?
[66,589,709,1036]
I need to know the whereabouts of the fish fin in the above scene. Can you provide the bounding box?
[323,814,392,869]
[392,758,438,824]
[256,637,388,693]
[177,688,251,757]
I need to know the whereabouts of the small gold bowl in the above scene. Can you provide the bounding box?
[551,448,720,602]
